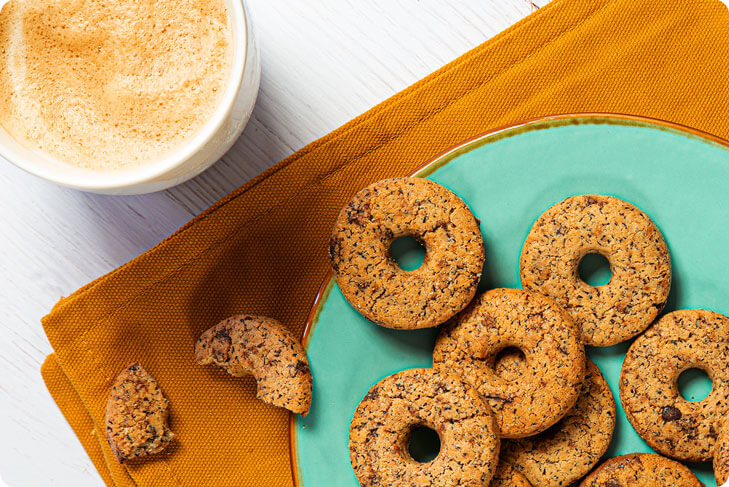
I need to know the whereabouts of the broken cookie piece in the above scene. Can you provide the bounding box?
[105,363,174,463]
[195,315,313,416]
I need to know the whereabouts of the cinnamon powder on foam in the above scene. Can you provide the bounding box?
[0,0,232,170]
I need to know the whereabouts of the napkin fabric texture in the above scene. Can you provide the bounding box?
[41,0,729,485]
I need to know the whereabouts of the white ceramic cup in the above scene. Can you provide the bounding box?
[0,0,260,195]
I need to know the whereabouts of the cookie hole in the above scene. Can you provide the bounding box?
[578,253,612,287]
[678,368,712,402]
[407,425,440,463]
[390,236,426,271]
[493,347,526,383]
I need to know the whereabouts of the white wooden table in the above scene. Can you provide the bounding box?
[0,1,546,485]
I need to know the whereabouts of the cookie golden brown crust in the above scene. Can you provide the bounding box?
[520,194,671,347]
[349,368,500,487]
[500,360,615,486]
[579,453,703,486]
[195,315,312,416]
[714,418,729,484]
[105,363,174,463]
[620,309,729,462]
[433,288,585,438]
[490,462,532,487]
[329,177,484,329]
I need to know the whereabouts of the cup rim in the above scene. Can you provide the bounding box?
[0,0,248,192]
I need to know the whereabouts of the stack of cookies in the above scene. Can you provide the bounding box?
[330,178,727,487]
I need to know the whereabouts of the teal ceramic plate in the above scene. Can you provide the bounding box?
[292,114,729,486]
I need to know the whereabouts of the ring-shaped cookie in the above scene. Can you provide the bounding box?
[520,194,671,346]
[713,419,729,484]
[579,453,702,487]
[329,177,484,329]
[349,368,500,487]
[433,288,586,438]
[490,463,532,487]
[195,315,312,416]
[620,309,729,462]
[500,360,616,486]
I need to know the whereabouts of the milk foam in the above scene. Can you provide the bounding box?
[0,0,232,170]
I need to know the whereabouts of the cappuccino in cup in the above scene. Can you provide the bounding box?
[0,0,232,171]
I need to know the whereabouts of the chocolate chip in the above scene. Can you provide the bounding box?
[364,387,380,401]
[294,360,309,376]
[483,394,514,404]
[662,405,682,422]
[214,328,231,344]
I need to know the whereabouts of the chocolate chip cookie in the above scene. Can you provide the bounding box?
[579,453,703,486]
[620,309,729,462]
[329,177,484,329]
[713,418,729,484]
[349,368,500,486]
[433,288,585,438]
[490,462,532,487]
[520,194,671,346]
[105,363,174,463]
[195,315,313,416]
[500,360,615,486]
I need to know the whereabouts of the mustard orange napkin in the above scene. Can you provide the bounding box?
[41,0,729,485]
